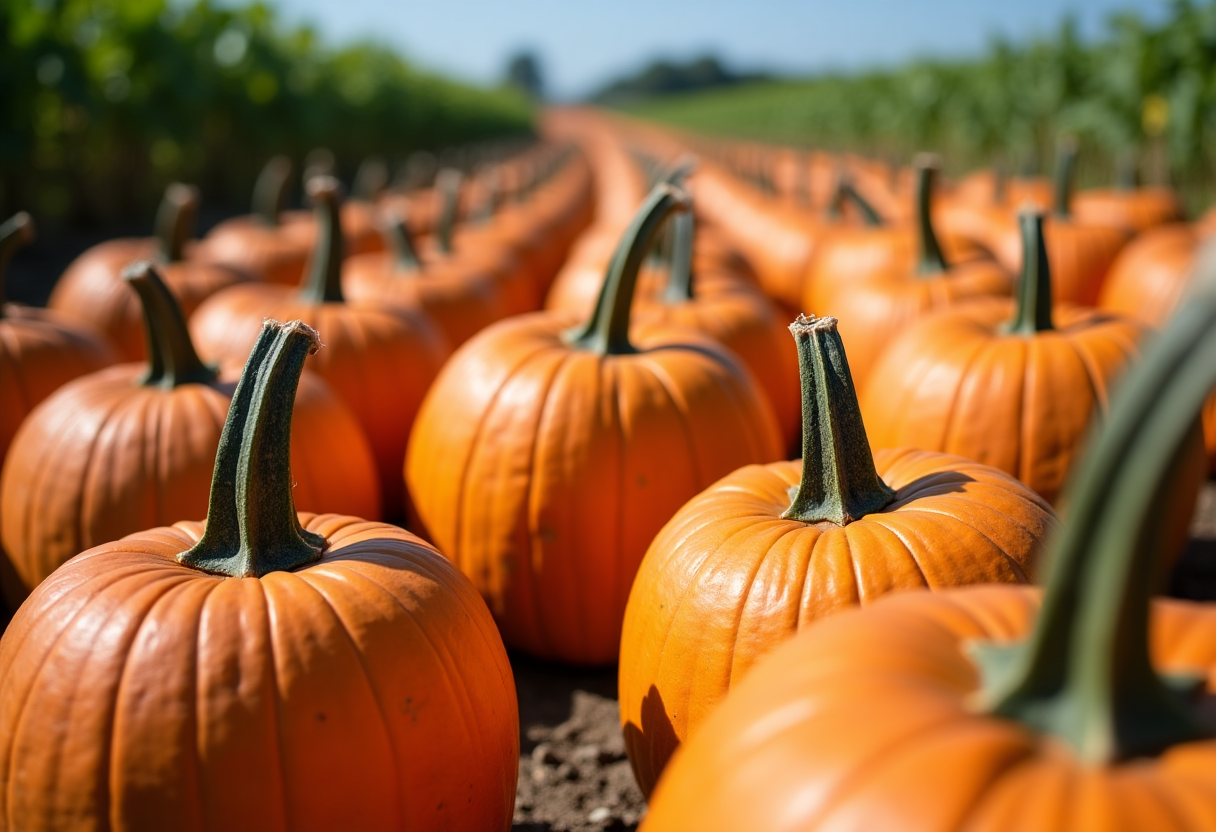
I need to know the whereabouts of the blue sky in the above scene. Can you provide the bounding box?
[258,0,1172,99]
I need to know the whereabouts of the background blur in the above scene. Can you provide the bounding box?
[2,0,1209,237]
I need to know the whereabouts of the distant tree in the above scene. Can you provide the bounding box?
[505,51,545,101]
[591,54,768,104]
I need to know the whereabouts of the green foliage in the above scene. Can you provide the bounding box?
[623,2,1216,212]
[0,0,535,225]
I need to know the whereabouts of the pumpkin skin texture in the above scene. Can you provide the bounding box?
[1098,222,1202,328]
[641,587,1216,832]
[406,186,783,664]
[619,447,1055,797]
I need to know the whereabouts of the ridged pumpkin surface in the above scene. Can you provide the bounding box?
[619,447,1054,796]
[642,587,1216,832]
[406,314,783,664]
[0,513,519,832]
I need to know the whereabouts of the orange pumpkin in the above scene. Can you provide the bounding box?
[190,177,448,520]
[806,156,1013,388]
[0,319,518,832]
[406,184,783,664]
[1073,154,1183,235]
[861,209,1148,505]
[0,264,380,600]
[194,156,313,286]
[1098,222,1204,327]
[983,141,1127,305]
[619,313,1055,797]
[642,283,1216,832]
[48,184,249,361]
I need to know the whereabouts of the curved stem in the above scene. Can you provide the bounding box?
[435,168,463,255]
[913,154,949,275]
[298,176,346,304]
[566,185,690,355]
[659,155,698,187]
[829,174,884,227]
[154,183,199,263]
[971,281,1216,764]
[252,156,292,227]
[662,209,695,303]
[178,319,326,577]
[1002,210,1054,334]
[781,315,895,525]
[0,212,34,315]
[383,208,422,273]
[123,262,219,388]
[1053,137,1078,220]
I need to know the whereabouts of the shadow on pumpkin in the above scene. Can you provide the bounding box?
[621,683,678,800]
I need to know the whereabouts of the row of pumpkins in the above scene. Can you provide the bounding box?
[0,101,1213,830]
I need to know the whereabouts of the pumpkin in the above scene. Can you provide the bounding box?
[0,263,380,600]
[806,155,1013,389]
[194,156,313,286]
[344,208,510,348]
[619,313,1055,797]
[983,140,1128,305]
[406,184,783,664]
[190,176,448,521]
[861,209,1149,506]
[642,278,1216,832]
[1098,222,1203,327]
[1072,152,1184,235]
[0,212,116,475]
[0,319,518,832]
[48,184,249,361]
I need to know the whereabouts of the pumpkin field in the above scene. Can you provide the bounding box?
[6,0,1216,830]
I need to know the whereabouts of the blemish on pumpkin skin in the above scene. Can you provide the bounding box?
[398,696,421,721]
[315,712,326,722]
[637,474,648,488]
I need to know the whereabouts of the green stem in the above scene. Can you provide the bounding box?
[178,319,326,577]
[473,167,501,224]
[829,174,883,227]
[353,156,388,203]
[913,154,949,275]
[1116,148,1139,191]
[659,155,697,187]
[662,209,696,303]
[435,168,463,255]
[383,209,422,272]
[1002,210,1054,334]
[1053,137,1078,220]
[970,280,1216,764]
[566,185,690,355]
[781,314,895,525]
[154,183,199,263]
[123,261,219,388]
[298,176,345,304]
[0,212,34,315]
[252,156,291,227]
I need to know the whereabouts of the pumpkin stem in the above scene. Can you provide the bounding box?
[659,155,697,187]
[970,275,1216,764]
[1002,210,1054,335]
[1053,137,1078,220]
[352,156,388,203]
[252,156,292,227]
[662,209,696,303]
[566,184,691,355]
[123,262,218,388]
[913,154,950,275]
[472,167,502,224]
[992,157,1008,205]
[795,149,811,208]
[829,173,883,227]
[154,183,199,263]
[782,314,895,525]
[1116,148,1139,191]
[383,208,422,273]
[178,319,326,578]
[435,168,463,255]
[298,176,346,304]
[0,212,34,315]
